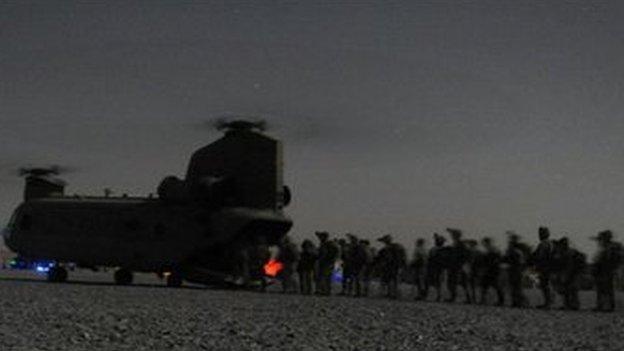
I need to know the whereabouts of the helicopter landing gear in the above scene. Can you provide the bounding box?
[47,266,68,283]
[114,268,133,285]
[165,271,183,288]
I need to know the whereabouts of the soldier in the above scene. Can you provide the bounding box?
[377,234,407,299]
[315,231,340,296]
[277,235,300,293]
[552,237,586,310]
[445,228,472,303]
[410,238,427,299]
[351,238,373,297]
[359,239,375,297]
[231,240,250,286]
[374,237,390,297]
[591,230,623,312]
[479,237,504,306]
[464,239,481,304]
[247,236,271,292]
[342,234,363,296]
[530,226,555,309]
[503,232,528,308]
[339,237,354,296]
[421,233,446,301]
[298,239,318,295]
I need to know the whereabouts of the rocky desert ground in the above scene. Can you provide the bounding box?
[0,270,622,351]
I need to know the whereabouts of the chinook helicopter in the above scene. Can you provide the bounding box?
[2,120,293,287]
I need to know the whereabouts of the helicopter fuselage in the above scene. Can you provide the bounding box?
[4,196,291,274]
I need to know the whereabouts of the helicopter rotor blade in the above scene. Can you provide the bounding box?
[203,115,268,132]
[13,164,78,177]
[198,112,349,143]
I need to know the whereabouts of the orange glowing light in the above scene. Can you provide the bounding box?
[263,258,283,277]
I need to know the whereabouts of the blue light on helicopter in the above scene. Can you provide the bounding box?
[34,261,55,274]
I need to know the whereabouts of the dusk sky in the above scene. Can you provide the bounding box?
[2,1,624,252]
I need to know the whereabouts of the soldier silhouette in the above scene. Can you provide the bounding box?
[338,237,355,296]
[348,235,371,297]
[377,234,407,299]
[591,230,623,312]
[359,239,375,297]
[479,237,504,306]
[421,233,447,301]
[410,238,428,299]
[315,231,340,296]
[277,235,300,293]
[464,239,481,304]
[531,226,555,309]
[552,237,586,310]
[445,228,472,303]
[298,239,318,295]
[503,232,529,308]
[247,236,271,291]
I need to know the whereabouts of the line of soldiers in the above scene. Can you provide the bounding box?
[266,227,623,312]
[273,231,407,299]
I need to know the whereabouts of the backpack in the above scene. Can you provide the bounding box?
[607,242,623,269]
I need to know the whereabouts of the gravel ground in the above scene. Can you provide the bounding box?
[0,270,622,351]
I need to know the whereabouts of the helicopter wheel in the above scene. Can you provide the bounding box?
[114,268,133,285]
[166,272,183,288]
[47,266,68,283]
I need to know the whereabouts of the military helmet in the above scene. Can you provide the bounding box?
[506,231,521,243]
[538,226,550,240]
[433,233,446,245]
[315,231,329,240]
[465,239,478,247]
[346,233,358,241]
[377,234,393,243]
[446,228,463,239]
[592,230,613,242]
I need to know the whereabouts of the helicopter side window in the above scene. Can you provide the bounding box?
[18,214,33,231]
